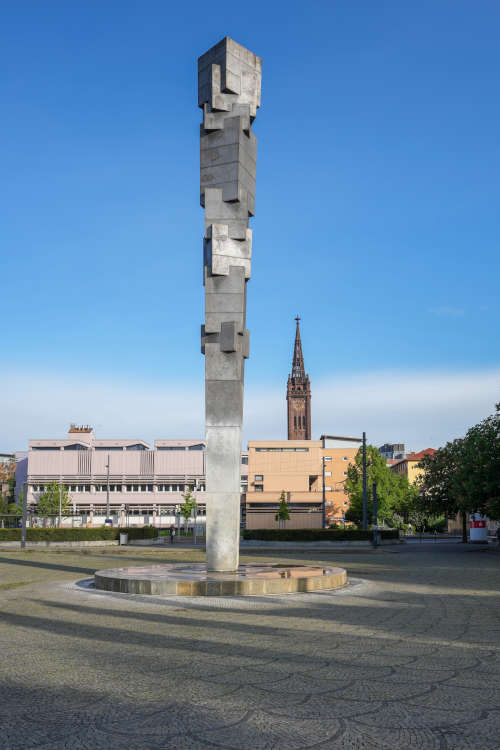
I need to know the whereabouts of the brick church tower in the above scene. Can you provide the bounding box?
[287,317,311,440]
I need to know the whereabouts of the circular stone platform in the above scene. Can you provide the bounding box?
[94,562,347,596]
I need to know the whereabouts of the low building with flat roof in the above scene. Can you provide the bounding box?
[245,438,359,529]
[26,426,248,527]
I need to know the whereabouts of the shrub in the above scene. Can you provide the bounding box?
[0,526,159,542]
[242,528,399,542]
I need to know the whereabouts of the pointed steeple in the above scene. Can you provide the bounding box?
[286,316,311,440]
[291,316,305,380]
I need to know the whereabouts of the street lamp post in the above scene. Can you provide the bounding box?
[322,457,326,528]
[21,481,28,549]
[372,481,378,548]
[105,454,111,524]
[193,479,199,546]
[321,456,332,528]
[362,432,368,530]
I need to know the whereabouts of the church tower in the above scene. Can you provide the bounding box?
[287,317,311,440]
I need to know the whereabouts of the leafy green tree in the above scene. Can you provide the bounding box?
[275,490,290,527]
[417,403,500,541]
[344,445,417,525]
[37,482,69,524]
[0,496,9,516]
[179,490,197,523]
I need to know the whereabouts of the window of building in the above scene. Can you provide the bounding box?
[343,456,348,461]
[188,444,204,451]
[343,471,347,476]
[126,444,147,451]
[254,485,263,492]
[241,456,248,465]
[94,485,122,492]
[325,486,332,491]
[254,447,309,453]
[95,446,123,451]
[254,475,263,481]
[64,444,88,450]
[32,446,60,451]
[156,446,185,451]
[325,471,332,477]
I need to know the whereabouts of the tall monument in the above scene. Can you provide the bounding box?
[287,317,311,440]
[199,38,262,571]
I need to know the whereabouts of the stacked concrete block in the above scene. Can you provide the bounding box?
[199,38,261,571]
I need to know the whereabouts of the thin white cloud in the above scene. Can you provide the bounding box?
[1,369,498,453]
[428,306,465,317]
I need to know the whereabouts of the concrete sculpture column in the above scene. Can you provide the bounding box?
[198,38,261,571]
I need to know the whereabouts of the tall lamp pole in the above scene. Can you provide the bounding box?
[105,454,111,524]
[372,481,378,547]
[362,432,368,530]
[322,457,326,528]
[21,481,28,549]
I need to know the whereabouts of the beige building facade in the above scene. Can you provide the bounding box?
[390,448,436,484]
[245,439,359,529]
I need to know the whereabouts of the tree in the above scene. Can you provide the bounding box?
[37,482,69,524]
[344,445,417,526]
[8,486,22,516]
[0,487,23,527]
[179,490,197,524]
[275,490,290,528]
[417,403,500,541]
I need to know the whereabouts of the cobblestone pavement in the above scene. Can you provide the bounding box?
[0,544,499,749]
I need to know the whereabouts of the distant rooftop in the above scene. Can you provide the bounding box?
[69,424,93,434]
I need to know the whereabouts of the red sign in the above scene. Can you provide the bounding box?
[470,520,486,528]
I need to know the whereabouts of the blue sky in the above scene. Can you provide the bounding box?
[1,0,499,450]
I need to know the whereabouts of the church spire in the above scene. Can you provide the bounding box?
[292,316,306,379]
[286,316,311,440]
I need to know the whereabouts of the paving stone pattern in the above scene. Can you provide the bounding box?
[0,544,499,749]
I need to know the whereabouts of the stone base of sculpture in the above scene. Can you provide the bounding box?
[94,562,347,597]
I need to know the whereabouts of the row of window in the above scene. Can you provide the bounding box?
[157,444,204,451]
[254,447,309,453]
[31,484,206,493]
[293,415,307,429]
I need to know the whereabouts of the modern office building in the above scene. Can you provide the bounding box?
[245,438,359,529]
[26,425,248,526]
[378,443,406,460]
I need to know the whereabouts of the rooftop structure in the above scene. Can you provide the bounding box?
[378,443,406,460]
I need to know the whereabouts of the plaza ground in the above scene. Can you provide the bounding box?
[0,544,499,749]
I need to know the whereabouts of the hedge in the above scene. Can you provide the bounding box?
[0,526,159,542]
[242,528,399,542]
